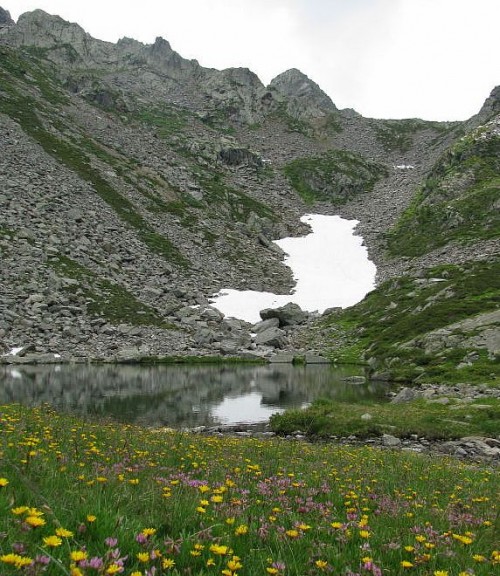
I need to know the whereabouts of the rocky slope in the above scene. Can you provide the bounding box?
[0,7,498,379]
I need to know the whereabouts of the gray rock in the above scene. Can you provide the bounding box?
[391,387,419,403]
[382,434,401,447]
[260,302,309,326]
[252,318,280,333]
[254,327,286,348]
[305,354,330,364]
[269,353,295,363]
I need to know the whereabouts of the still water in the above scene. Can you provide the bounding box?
[0,364,389,428]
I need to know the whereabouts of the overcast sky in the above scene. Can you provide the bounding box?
[7,0,499,120]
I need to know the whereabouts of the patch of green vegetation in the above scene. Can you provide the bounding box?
[197,172,275,221]
[283,149,389,204]
[387,131,500,256]
[0,88,188,267]
[137,105,190,137]
[371,118,450,153]
[0,226,15,237]
[49,255,174,328]
[318,261,500,383]
[270,397,500,439]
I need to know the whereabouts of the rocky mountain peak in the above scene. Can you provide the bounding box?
[269,67,337,119]
[0,6,14,28]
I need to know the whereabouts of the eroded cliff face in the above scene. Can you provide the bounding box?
[0,8,498,380]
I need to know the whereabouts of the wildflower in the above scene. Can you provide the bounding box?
[211,495,223,503]
[401,561,413,568]
[404,546,415,552]
[162,558,175,569]
[70,568,84,576]
[86,515,97,523]
[43,535,63,547]
[235,524,248,536]
[25,515,46,527]
[472,555,486,562]
[196,506,206,513]
[70,551,88,562]
[11,506,29,515]
[286,529,299,538]
[0,477,9,487]
[137,552,150,563]
[199,484,210,493]
[131,573,142,576]
[492,550,500,564]
[105,564,122,574]
[207,558,216,566]
[141,528,156,537]
[266,569,279,575]
[56,527,74,537]
[0,553,33,569]
[434,571,449,576]
[331,522,343,529]
[209,544,229,555]
[359,530,371,539]
[315,559,328,570]
[226,517,236,525]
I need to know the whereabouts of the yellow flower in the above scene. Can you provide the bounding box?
[331,522,343,529]
[404,546,415,552]
[207,558,216,566]
[56,527,74,537]
[315,559,328,570]
[11,506,29,515]
[472,554,486,562]
[211,495,223,503]
[298,523,311,531]
[0,478,9,487]
[162,558,175,569]
[1,553,33,568]
[235,524,248,536]
[401,561,414,568]
[227,557,243,571]
[266,569,279,575]
[359,530,371,539]
[86,514,97,523]
[131,572,143,576]
[434,571,449,576]
[70,551,88,562]
[415,535,426,543]
[106,564,122,574]
[137,552,150,563]
[141,528,156,537]
[209,544,229,555]
[196,506,206,513]
[285,529,299,538]
[199,484,210,493]
[226,517,236,525]
[71,567,84,576]
[25,515,46,527]
[43,535,63,547]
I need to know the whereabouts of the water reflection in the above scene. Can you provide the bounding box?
[0,364,390,428]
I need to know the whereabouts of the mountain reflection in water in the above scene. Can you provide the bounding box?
[0,364,390,428]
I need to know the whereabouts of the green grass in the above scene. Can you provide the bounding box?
[270,398,500,440]
[0,404,498,576]
[371,119,452,153]
[387,131,500,256]
[318,261,500,383]
[49,255,174,328]
[283,149,388,204]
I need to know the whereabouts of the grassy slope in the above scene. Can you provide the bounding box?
[1,405,498,576]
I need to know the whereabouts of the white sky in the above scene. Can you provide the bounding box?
[210,214,376,323]
[7,0,499,120]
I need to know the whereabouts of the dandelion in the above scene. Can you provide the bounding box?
[0,477,9,487]
[86,515,97,523]
[286,529,299,538]
[25,515,46,527]
[105,564,122,574]
[401,560,414,568]
[141,528,156,537]
[472,554,486,562]
[315,559,328,570]
[137,552,150,563]
[70,551,88,562]
[434,571,449,576]
[43,535,63,547]
[55,527,74,537]
[209,544,229,555]
[359,530,371,539]
[235,524,248,536]
[11,506,29,515]
[0,553,33,569]
[227,557,243,571]
[162,558,175,569]
[331,522,343,529]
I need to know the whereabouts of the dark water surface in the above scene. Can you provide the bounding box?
[0,364,390,428]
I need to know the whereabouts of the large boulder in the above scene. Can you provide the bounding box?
[260,302,309,327]
[254,327,286,349]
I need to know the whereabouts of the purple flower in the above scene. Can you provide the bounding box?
[105,537,118,548]
[35,555,51,565]
[136,533,148,544]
